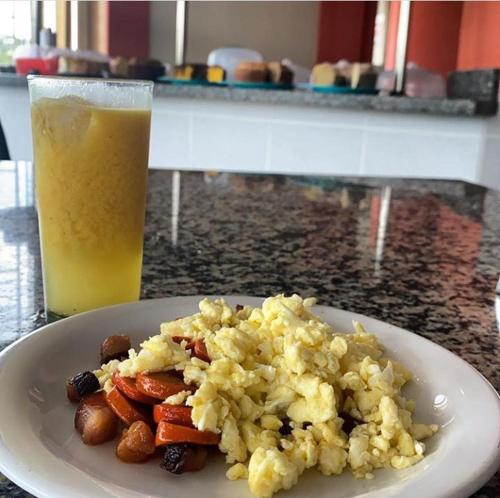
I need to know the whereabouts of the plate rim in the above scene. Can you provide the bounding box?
[0,295,499,498]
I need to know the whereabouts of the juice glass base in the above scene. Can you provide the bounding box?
[46,310,67,323]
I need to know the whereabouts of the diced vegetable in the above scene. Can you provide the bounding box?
[67,371,100,401]
[74,391,118,445]
[100,335,131,363]
[106,386,152,426]
[136,372,192,400]
[116,421,156,463]
[155,421,220,446]
[161,443,208,474]
[66,381,81,403]
[112,371,157,405]
[192,339,210,362]
[153,404,193,427]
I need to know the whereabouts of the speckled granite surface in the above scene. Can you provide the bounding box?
[0,162,498,496]
[0,72,489,116]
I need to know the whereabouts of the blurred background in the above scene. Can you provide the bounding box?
[1,1,498,74]
[1,1,500,189]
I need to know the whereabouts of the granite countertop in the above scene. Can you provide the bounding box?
[0,161,499,496]
[0,72,491,117]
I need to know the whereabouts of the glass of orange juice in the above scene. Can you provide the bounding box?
[28,76,153,319]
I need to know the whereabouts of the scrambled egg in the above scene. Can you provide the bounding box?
[97,295,438,498]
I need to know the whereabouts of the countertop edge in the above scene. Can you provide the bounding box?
[0,73,493,117]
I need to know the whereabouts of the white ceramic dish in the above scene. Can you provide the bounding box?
[0,296,499,498]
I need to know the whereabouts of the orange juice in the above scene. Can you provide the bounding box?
[31,94,151,316]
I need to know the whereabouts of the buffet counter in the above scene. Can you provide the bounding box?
[0,72,488,116]
[1,74,500,189]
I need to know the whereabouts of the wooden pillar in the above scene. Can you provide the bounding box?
[55,0,71,49]
[88,1,109,53]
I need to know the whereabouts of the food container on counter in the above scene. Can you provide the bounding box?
[13,44,58,75]
[15,57,59,75]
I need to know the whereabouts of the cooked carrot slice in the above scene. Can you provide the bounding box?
[153,404,193,427]
[106,386,152,426]
[155,421,220,446]
[136,372,192,400]
[112,371,157,405]
[171,336,195,349]
[193,339,210,362]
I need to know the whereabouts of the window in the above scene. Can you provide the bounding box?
[0,1,32,64]
[43,1,57,33]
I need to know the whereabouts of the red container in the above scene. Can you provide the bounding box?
[15,57,59,75]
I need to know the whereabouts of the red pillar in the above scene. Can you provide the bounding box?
[316,1,377,63]
[384,1,400,70]
[457,1,500,69]
[407,1,462,76]
[384,1,462,76]
[107,1,150,58]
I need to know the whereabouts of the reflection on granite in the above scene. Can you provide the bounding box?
[0,162,499,496]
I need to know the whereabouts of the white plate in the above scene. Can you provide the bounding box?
[0,296,499,498]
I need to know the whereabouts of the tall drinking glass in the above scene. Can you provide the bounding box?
[28,77,153,319]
